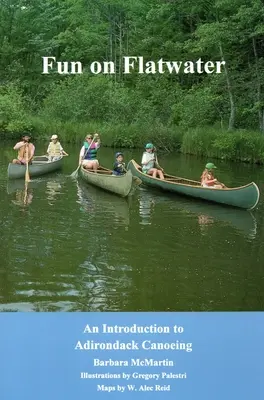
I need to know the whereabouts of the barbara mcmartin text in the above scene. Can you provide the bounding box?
[42,56,225,75]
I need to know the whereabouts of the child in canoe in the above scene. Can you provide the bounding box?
[47,135,68,161]
[201,163,226,188]
[141,143,164,179]
[112,152,126,175]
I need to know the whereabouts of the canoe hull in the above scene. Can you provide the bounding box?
[79,166,133,197]
[127,160,260,210]
[7,156,63,180]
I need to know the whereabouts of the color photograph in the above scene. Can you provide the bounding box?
[1,0,264,313]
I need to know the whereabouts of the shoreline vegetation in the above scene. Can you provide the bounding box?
[1,118,264,165]
[2,1,264,165]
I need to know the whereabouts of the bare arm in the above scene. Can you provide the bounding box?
[79,146,85,164]
[13,141,26,150]
[28,144,35,162]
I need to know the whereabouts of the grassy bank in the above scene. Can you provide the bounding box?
[1,116,264,165]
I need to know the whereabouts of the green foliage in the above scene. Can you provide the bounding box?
[2,0,264,164]
[181,128,264,164]
[0,84,32,133]
[172,86,223,127]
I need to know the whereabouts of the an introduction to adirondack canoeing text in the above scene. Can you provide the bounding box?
[42,56,226,75]
[74,323,193,351]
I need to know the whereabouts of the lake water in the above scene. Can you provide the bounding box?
[1,141,264,312]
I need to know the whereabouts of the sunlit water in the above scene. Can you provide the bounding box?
[1,141,264,311]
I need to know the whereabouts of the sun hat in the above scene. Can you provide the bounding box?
[115,152,123,158]
[205,162,217,169]
[145,143,154,149]
[51,134,58,140]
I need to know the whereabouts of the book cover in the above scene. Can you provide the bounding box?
[1,1,263,399]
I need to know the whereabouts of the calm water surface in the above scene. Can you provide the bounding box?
[1,141,264,311]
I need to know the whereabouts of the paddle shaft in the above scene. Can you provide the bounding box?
[71,138,95,177]
[25,143,30,183]
[154,153,163,170]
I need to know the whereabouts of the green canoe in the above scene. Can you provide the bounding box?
[7,156,63,180]
[127,159,260,210]
[79,165,134,197]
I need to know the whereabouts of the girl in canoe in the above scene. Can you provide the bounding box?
[201,163,226,188]
[79,133,100,171]
[47,135,68,161]
[141,143,164,180]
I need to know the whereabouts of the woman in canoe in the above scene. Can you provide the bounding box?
[47,134,68,161]
[12,135,35,165]
[141,143,164,180]
[201,163,226,188]
[79,133,100,171]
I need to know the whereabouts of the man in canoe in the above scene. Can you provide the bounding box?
[141,143,164,179]
[12,135,35,165]
[112,152,126,175]
[79,133,100,171]
[47,134,68,161]
[201,163,226,188]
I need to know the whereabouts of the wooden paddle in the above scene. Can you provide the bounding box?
[153,149,164,172]
[25,144,30,183]
[70,137,95,179]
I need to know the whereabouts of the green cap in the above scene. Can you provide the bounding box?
[205,162,217,169]
[145,143,154,149]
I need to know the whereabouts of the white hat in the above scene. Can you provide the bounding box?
[51,134,58,140]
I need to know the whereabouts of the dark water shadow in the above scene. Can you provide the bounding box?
[137,187,257,239]
[76,180,130,228]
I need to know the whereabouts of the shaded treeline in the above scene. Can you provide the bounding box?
[1,0,264,162]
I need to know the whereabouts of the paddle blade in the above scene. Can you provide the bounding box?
[133,176,142,185]
[70,168,79,179]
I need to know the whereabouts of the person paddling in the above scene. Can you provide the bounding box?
[79,133,100,171]
[141,143,164,179]
[12,135,35,165]
[47,135,68,161]
[201,163,226,188]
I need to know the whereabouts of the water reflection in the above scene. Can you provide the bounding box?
[7,180,34,207]
[138,187,155,225]
[174,196,257,239]
[76,180,130,228]
[136,188,257,239]
[198,214,215,235]
[75,257,132,311]
[46,180,63,204]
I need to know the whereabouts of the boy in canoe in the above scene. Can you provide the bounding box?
[79,133,100,171]
[112,152,126,175]
[47,134,68,161]
[12,135,35,165]
[201,163,226,188]
[141,143,164,179]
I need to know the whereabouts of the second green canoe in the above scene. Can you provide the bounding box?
[127,160,260,210]
[79,165,134,197]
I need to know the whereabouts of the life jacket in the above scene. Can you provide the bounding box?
[113,161,126,175]
[18,143,34,161]
[49,141,61,156]
[84,142,98,160]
